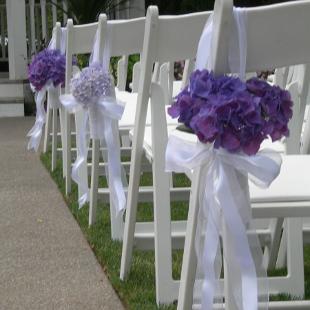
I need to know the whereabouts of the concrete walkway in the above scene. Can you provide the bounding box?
[0,117,125,310]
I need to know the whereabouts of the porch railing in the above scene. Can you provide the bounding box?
[0,4,7,62]
[25,0,68,58]
[0,0,144,64]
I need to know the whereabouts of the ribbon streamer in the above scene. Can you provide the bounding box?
[166,135,281,309]
[27,88,46,151]
[60,91,126,211]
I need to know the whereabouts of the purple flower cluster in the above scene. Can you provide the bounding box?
[71,63,114,108]
[168,69,293,155]
[28,49,66,91]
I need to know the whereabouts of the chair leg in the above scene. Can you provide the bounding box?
[74,111,88,202]
[89,138,100,226]
[153,149,175,304]
[177,169,201,310]
[286,218,304,298]
[51,107,58,171]
[43,103,52,153]
[107,121,125,241]
[65,111,71,195]
[223,220,239,310]
[276,224,288,269]
[262,218,284,270]
[59,106,66,177]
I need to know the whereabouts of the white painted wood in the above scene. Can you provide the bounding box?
[40,0,47,41]
[52,1,57,27]
[177,0,310,308]
[63,18,100,194]
[29,0,36,55]
[177,169,201,310]
[120,7,211,305]
[0,83,24,98]
[62,0,67,24]
[120,7,160,281]
[117,56,128,91]
[88,16,146,238]
[64,18,74,194]
[0,103,24,117]
[75,109,89,200]
[0,7,6,60]
[89,139,100,226]
[131,61,141,92]
[5,0,28,79]
[51,107,58,171]
[43,102,52,153]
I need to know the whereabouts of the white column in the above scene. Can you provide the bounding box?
[6,0,28,79]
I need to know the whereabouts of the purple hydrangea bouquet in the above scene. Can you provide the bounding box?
[70,62,114,109]
[28,48,65,91]
[168,69,293,155]
[27,48,66,151]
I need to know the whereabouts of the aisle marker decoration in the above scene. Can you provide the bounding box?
[27,49,66,151]
[166,8,292,309]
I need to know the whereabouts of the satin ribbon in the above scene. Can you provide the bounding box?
[195,8,248,78]
[27,86,47,151]
[166,135,281,309]
[27,82,62,151]
[60,92,126,211]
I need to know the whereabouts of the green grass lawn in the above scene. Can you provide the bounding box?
[41,151,310,309]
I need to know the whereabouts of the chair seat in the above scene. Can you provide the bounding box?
[142,128,310,203]
[118,90,178,130]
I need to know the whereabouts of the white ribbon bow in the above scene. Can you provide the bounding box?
[166,135,281,309]
[27,82,62,151]
[60,91,126,212]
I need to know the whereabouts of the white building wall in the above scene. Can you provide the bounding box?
[6,0,28,80]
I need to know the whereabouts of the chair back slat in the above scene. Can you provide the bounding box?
[156,12,211,63]
[246,1,310,72]
[71,22,99,55]
[65,15,106,93]
[108,17,145,56]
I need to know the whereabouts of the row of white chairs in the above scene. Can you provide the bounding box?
[41,0,310,308]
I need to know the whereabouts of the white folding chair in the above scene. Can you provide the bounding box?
[177,0,310,308]
[88,16,146,239]
[62,16,143,196]
[120,7,212,304]
[88,17,191,235]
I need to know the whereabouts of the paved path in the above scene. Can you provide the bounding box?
[0,117,125,310]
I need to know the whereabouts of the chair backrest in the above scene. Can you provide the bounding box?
[107,17,145,57]
[212,0,310,74]
[94,17,146,91]
[65,15,106,94]
[136,7,211,114]
[211,0,310,153]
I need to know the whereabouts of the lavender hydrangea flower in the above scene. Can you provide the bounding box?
[70,63,114,108]
[168,69,293,155]
[28,49,66,91]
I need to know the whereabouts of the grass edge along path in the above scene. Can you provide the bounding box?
[41,151,310,309]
